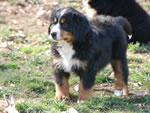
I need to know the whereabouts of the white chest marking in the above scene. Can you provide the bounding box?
[57,41,80,72]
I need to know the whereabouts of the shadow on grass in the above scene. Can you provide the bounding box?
[68,88,150,112]
[0,64,8,71]
[94,88,137,97]
[76,95,150,112]
[135,44,150,53]
[0,62,18,71]
[103,95,150,112]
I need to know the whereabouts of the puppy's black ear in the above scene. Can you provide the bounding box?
[48,25,51,35]
[72,13,91,41]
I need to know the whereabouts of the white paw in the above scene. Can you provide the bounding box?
[114,90,123,96]
[77,100,85,103]
[74,84,79,92]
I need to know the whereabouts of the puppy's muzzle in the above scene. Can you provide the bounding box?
[51,32,57,40]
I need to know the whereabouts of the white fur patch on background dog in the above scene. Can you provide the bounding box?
[128,34,132,40]
[60,8,67,17]
[82,0,96,18]
[57,41,80,72]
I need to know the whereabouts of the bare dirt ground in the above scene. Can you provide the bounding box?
[0,0,150,36]
[0,0,84,34]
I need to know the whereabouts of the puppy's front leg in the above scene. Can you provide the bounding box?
[78,66,96,102]
[78,80,93,103]
[54,70,70,100]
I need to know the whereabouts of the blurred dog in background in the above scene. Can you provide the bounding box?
[83,0,150,44]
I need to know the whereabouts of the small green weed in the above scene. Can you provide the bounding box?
[28,55,45,66]
[128,43,140,51]
[128,43,150,53]
[16,103,29,113]
[20,45,35,54]
[52,100,67,111]
[27,83,46,94]
[0,51,21,61]
[0,26,14,41]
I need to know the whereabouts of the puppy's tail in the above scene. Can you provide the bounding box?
[116,16,132,37]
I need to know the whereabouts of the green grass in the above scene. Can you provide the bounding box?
[128,42,150,53]
[139,1,150,10]
[0,26,14,41]
[73,95,150,113]
[0,25,150,112]
[95,66,114,84]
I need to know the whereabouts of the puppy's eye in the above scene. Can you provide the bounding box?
[53,17,57,24]
[60,18,66,24]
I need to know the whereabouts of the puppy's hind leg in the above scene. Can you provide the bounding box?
[111,59,128,96]
[120,57,129,96]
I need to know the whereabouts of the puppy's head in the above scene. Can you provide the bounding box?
[48,7,91,43]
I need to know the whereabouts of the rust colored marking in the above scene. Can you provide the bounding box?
[78,80,93,101]
[111,60,128,96]
[55,76,70,100]
[52,55,61,68]
[53,17,57,24]
[60,29,75,43]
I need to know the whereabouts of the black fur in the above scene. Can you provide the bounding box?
[88,0,150,44]
[72,11,91,42]
[49,7,130,92]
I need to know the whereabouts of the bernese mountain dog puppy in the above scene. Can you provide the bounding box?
[83,0,150,44]
[48,7,131,102]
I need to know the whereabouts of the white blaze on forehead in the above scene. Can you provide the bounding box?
[82,0,96,18]
[60,8,67,17]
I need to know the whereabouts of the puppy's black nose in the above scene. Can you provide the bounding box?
[51,32,57,39]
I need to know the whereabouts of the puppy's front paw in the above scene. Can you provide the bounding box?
[77,94,91,103]
[114,90,123,96]
[78,80,93,102]
[78,88,92,102]
[55,93,69,100]
[77,100,85,103]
